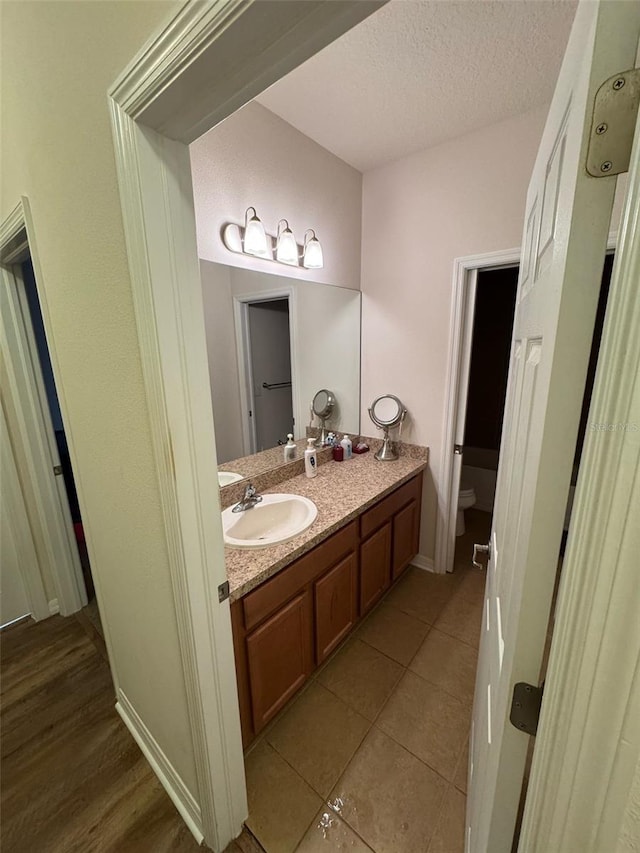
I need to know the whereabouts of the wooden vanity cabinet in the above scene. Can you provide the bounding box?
[231,472,423,747]
[359,473,423,611]
[231,521,358,745]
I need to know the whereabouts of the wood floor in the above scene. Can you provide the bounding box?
[1,608,204,852]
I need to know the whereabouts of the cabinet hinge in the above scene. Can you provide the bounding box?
[53,465,63,476]
[218,580,230,603]
[587,68,640,177]
[510,681,544,736]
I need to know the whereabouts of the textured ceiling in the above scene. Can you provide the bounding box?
[256,0,577,172]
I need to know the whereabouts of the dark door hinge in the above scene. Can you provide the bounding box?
[53,465,63,476]
[510,681,544,736]
[218,581,230,603]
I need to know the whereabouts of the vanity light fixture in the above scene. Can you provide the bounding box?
[275,219,298,265]
[303,229,324,269]
[221,211,324,269]
[243,207,268,256]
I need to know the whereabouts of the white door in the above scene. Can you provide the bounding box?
[1,256,87,616]
[0,399,49,625]
[467,3,640,851]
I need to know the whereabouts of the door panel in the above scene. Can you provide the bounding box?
[246,590,312,733]
[467,3,640,851]
[314,552,358,663]
[360,522,391,616]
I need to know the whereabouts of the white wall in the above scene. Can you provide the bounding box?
[190,101,362,291]
[360,106,548,564]
[1,0,201,803]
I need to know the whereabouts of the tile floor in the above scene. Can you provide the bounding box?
[242,510,492,853]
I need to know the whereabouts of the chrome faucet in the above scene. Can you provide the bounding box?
[232,483,263,513]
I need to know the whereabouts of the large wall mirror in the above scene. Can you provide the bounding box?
[200,261,361,481]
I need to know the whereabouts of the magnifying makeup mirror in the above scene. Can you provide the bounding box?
[368,394,407,461]
[312,389,335,446]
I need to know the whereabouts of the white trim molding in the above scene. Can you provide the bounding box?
[435,248,520,575]
[116,690,204,845]
[518,109,640,852]
[108,1,385,848]
[410,554,435,573]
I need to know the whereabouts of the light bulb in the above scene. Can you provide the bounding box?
[303,230,324,269]
[243,207,268,256]
[276,219,298,265]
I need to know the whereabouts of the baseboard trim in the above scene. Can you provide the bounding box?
[410,554,438,573]
[48,598,59,615]
[116,689,204,845]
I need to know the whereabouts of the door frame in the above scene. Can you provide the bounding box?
[0,198,88,618]
[106,0,640,849]
[107,1,385,848]
[233,288,298,456]
[435,248,520,575]
[436,236,618,577]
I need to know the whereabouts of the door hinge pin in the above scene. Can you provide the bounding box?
[218,581,230,603]
[53,465,63,476]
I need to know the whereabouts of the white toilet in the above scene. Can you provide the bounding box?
[457,481,476,536]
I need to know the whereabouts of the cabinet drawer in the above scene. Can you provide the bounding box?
[360,474,422,540]
[246,590,313,734]
[315,552,358,664]
[243,521,358,632]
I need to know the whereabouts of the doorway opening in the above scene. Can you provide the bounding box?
[454,265,519,572]
[244,298,294,454]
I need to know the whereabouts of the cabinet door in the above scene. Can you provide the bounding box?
[246,590,312,734]
[392,499,420,579]
[360,521,392,616]
[314,552,358,664]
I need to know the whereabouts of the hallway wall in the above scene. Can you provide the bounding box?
[1,0,201,804]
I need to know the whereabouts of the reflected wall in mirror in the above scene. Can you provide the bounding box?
[200,261,361,469]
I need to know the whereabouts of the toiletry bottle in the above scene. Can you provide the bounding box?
[284,433,296,462]
[340,434,353,460]
[304,438,318,478]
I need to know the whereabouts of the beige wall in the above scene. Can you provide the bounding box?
[1,0,202,799]
[190,101,363,291]
[360,106,548,563]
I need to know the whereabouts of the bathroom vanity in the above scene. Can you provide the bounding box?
[225,451,426,747]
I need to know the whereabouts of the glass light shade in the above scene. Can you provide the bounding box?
[303,230,324,269]
[243,207,268,256]
[276,220,298,265]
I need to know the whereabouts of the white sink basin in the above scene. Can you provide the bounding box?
[218,471,243,487]
[222,494,317,549]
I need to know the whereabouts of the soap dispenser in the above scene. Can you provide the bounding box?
[304,438,318,478]
[284,434,296,462]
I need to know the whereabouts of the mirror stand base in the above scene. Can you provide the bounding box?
[375,432,399,461]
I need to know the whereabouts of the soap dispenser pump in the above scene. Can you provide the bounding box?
[304,438,318,478]
[284,434,296,462]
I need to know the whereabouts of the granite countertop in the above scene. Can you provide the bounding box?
[225,446,428,602]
